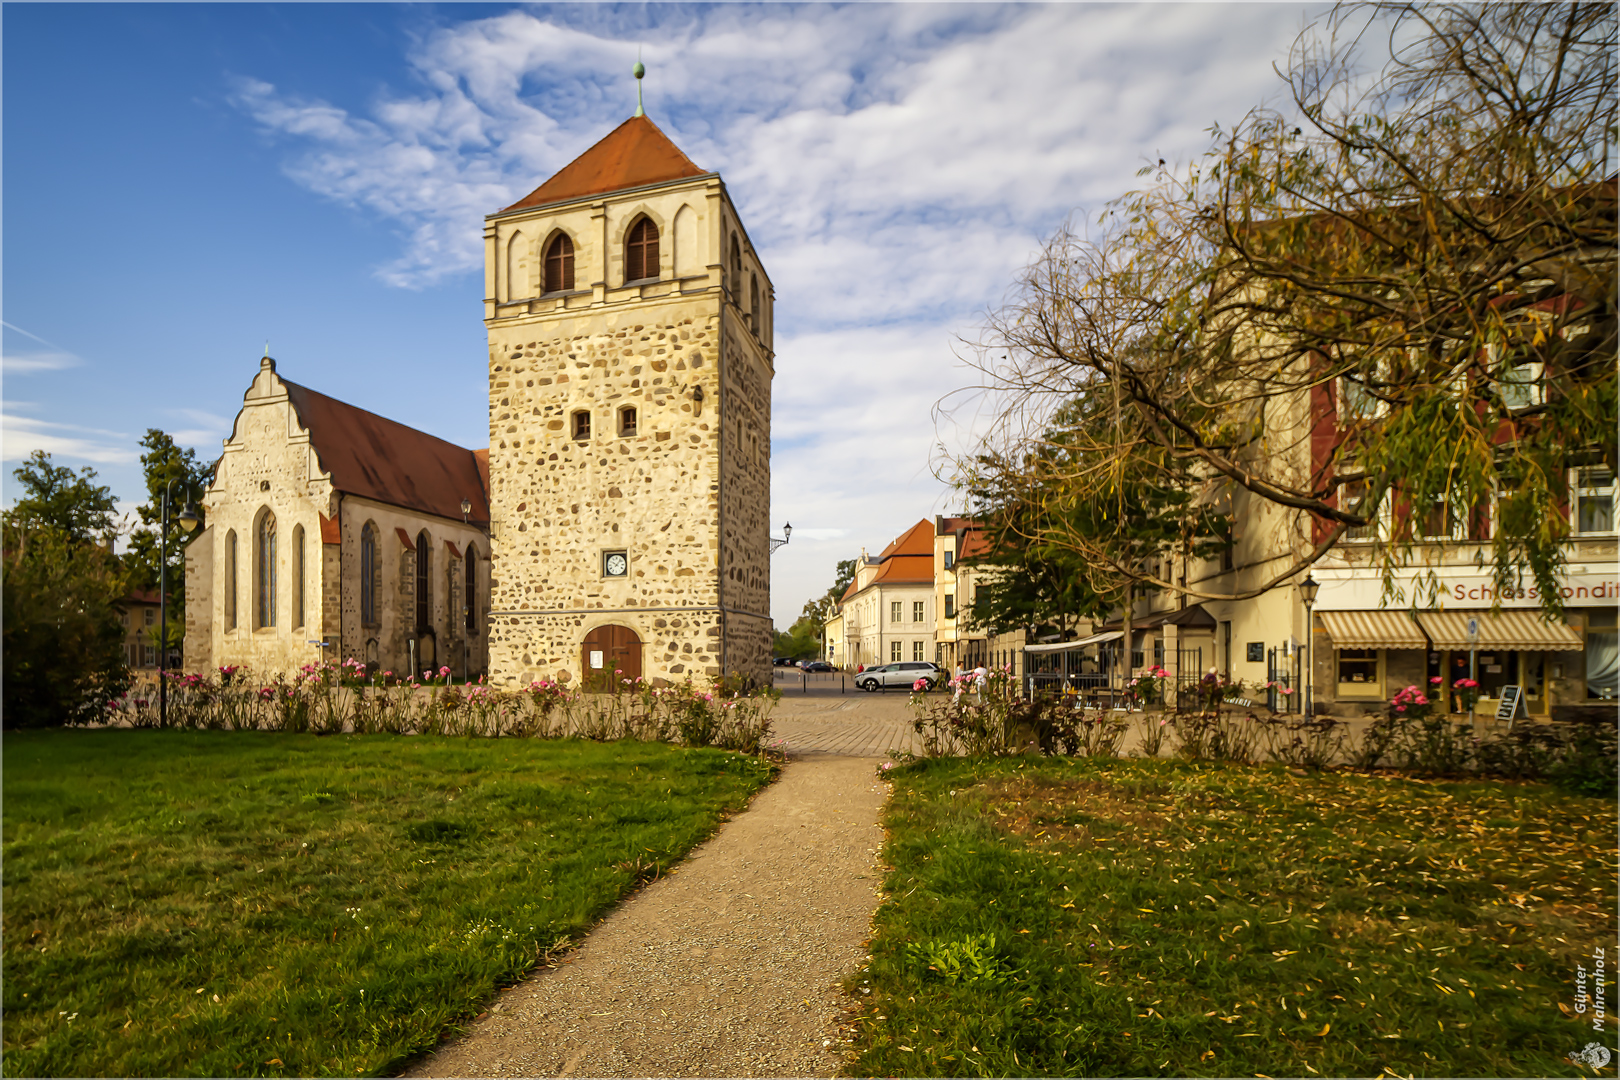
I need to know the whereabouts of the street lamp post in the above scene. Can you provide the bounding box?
[1299,572,1320,717]
[769,522,792,554]
[158,481,200,728]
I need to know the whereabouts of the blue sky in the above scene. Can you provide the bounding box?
[3,2,1324,626]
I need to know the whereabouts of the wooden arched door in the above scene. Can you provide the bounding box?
[581,625,642,690]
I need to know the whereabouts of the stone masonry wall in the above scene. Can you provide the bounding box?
[484,173,774,689]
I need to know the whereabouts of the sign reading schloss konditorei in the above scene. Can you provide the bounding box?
[1314,569,1619,610]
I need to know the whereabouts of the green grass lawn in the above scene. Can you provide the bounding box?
[852,756,1617,1078]
[2,728,774,1077]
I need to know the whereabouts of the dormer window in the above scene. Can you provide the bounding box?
[572,409,592,440]
[544,233,575,294]
[618,406,638,437]
[625,217,659,283]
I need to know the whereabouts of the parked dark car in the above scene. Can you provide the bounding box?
[802,660,834,673]
[854,661,944,691]
[773,657,797,667]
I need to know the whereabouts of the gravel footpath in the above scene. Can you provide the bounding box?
[402,751,888,1078]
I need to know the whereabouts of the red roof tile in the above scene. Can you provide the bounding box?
[283,381,489,526]
[502,115,708,212]
[873,554,933,585]
[958,529,992,561]
[877,520,934,560]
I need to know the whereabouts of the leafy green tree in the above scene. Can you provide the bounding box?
[124,430,211,613]
[3,455,131,727]
[952,1,1616,615]
[798,559,857,637]
[6,450,119,543]
[772,617,824,661]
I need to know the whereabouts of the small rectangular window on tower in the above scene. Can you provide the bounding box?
[619,406,638,437]
[572,410,591,440]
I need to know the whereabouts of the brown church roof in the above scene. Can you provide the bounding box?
[282,381,490,526]
[501,115,709,213]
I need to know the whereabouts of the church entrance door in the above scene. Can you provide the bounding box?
[581,625,642,691]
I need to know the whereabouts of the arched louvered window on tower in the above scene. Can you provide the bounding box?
[625,217,659,283]
[544,233,575,294]
[730,233,741,275]
[750,274,761,330]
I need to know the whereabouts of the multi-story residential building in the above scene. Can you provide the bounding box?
[119,589,163,681]
[1104,403,1616,721]
[828,521,937,669]
[932,516,985,671]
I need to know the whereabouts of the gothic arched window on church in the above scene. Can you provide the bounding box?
[464,545,477,635]
[292,524,306,629]
[730,233,741,276]
[360,523,377,626]
[225,529,238,630]
[256,510,277,629]
[415,531,431,632]
[625,217,659,283]
[506,230,530,301]
[544,233,575,294]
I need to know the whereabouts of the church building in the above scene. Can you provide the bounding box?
[483,109,776,688]
[184,97,775,689]
[186,357,492,679]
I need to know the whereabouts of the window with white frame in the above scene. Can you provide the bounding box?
[1498,358,1545,411]
[890,601,901,623]
[945,594,955,619]
[913,641,924,661]
[1339,374,1383,419]
[1574,467,1616,534]
[890,640,902,662]
[913,601,924,622]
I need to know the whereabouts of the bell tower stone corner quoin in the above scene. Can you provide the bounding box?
[483,111,775,691]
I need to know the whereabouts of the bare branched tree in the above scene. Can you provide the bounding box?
[946,1,1616,615]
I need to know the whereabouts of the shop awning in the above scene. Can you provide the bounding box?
[1024,630,1123,654]
[1415,610,1584,651]
[1319,610,1428,650]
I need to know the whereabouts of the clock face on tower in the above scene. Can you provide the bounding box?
[604,551,628,578]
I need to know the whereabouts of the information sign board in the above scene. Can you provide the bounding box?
[1495,685,1524,722]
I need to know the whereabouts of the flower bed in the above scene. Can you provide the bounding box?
[104,661,778,754]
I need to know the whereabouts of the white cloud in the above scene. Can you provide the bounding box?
[2,413,138,466]
[2,350,81,374]
[2,320,83,374]
[229,2,1328,623]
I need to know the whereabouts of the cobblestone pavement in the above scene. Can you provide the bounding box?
[769,693,920,759]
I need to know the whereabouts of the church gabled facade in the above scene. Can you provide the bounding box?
[185,357,492,679]
[483,112,775,688]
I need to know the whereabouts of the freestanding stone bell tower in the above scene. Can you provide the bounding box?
[483,108,774,689]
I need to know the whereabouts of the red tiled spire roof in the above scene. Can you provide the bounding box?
[502,115,708,212]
